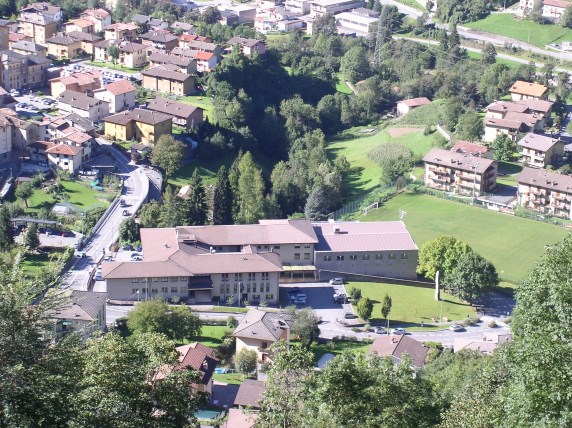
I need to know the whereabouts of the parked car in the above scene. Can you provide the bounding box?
[294,295,307,305]
[130,252,142,259]
[344,313,357,319]
[369,326,386,334]
[131,255,143,261]
[391,328,406,335]
[333,293,347,304]
[119,199,127,207]
[449,324,464,332]
[122,209,130,216]
[123,244,133,251]
[75,251,85,258]
[103,256,112,262]
[287,287,301,295]
[329,278,344,285]
[290,293,306,303]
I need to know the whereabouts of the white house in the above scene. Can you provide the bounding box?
[93,79,136,113]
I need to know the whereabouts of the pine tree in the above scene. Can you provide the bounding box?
[185,169,207,226]
[448,22,461,64]
[25,222,40,250]
[212,166,233,225]
[0,205,14,250]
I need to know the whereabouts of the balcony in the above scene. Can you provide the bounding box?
[428,166,450,174]
[430,175,450,183]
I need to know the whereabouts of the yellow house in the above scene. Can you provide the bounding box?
[141,65,195,96]
[103,108,172,145]
[47,33,81,59]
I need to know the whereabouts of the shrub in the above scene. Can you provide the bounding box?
[226,316,238,329]
[347,286,362,301]
[487,319,497,328]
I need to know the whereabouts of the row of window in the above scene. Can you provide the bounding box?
[220,293,274,301]
[131,276,188,283]
[221,272,270,281]
[221,282,272,294]
[294,253,312,260]
[323,253,409,261]
[132,287,179,294]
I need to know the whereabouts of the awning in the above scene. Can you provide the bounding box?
[282,265,316,272]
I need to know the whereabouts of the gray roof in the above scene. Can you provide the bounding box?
[142,65,194,83]
[227,36,265,48]
[12,40,47,53]
[171,21,195,31]
[313,221,418,252]
[146,97,201,120]
[26,54,51,65]
[149,52,194,68]
[423,148,497,174]
[103,107,172,126]
[171,47,198,58]
[516,167,572,194]
[65,113,96,132]
[47,33,78,45]
[67,31,102,42]
[517,132,563,152]
[131,14,151,24]
[51,290,107,322]
[234,379,265,408]
[57,90,107,111]
[140,31,178,43]
[233,309,293,342]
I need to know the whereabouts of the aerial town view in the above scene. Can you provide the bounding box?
[1,0,572,426]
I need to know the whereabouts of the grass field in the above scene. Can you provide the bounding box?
[397,99,447,127]
[465,50,521,69]
[212,373,246,384]
[21,249,67,276]
[22,180,111,213]
[465,14,572,48]
[178,94,214,120]
[349,282,475,327]
[85,61,141,74]
[359,193,568,283]
[168,153,236,187]
[335,73,353,94]
[496,160,523,186]
[392,0,425,11]
[191,325,229,348]
[327,127,439,198]
[310,340,371,361]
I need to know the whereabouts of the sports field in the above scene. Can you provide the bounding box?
[359,193,568,283]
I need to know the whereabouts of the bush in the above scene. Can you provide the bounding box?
[347,286,362,301]
[487,319,497,328]
[234,348,257,375]
[227,316,238,329]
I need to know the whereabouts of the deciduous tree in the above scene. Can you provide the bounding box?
[491,134,514,161]
[381,293,392,327]
[417,235,471,280]
[456,111,484,142]
[341,46,370,84]
[25,222,40,250]
[444,252,498,302]
[151,135,184,178]
[291,308,320,348]
[0,205,14,250]
[119,218,140,243]
[481,43,497,65]
[234,348,257,375]
[356,297,374,320]
[15,181,33,208]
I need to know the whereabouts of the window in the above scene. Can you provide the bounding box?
[302,252,310,260]
[248,272,255,281]
[294,253,300,260]
[324,255,331,261]
[261,342,268,349]
[161,277,169,282]
[225,284,230,294]
[132,288,138,294]
[234,273,242,281]
[274,244,280,249]
[247,284,251,292]
[266,294,273,300]
[152,277,159,282]
[294,244,300,249]
[337,255,345,261]
[375,254,383,260]
[179,277,187,281]
[257,245,261,249]
[389,253,396,259]
[253,284,257,293]
[222,273,229,281]
[170,277,178,282]
[171,287,178,293]
[161,287,168,293]
[266,283,270,292]
[304,243,311,248]
[401,253,408,259]
[233,284,238,293]
[151,288,158,294]
[349,254,357,261]
[362,254,370,260]
[261,272,269,280]
[131,278,139,283]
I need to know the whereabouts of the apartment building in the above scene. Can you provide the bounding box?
[227,37,266,57]
[81,8,112,32]
[141,65,196,96]
[285,0,311,14]
[148,52,197,74]
[145,97,203,128]
[140,30,179,54]
[19,2,61,45]
[64,18,95,34]
[335,11,377,33]
[104,23,138,41]
[423,148,498,196]
[93,80,136,113]
[516,167,572,219]
[50,70,102,97]
[51,290,107,340]
[509,80,549,101]
[310,0,365,17]
[56,90,109,122]
[0,50,50,91]
[517,133,565,168]
[103,108,173,144]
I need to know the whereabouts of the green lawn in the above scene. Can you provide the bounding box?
[397,99,447,127]
[212,373,246,384]
[191,325,229,348]
[335,73,353,94]
[310,340,371,361]
[168,152,236,187]
[349,282,475,328]
[85,61,142,74]
[465,50,521,69]
[392,0,425,11]
[327,127,439,198]
[465,13,572,48]
[496,160,523,186]
[192,305,248,313]
[22,180,111,213]
[21,249,67,276]
[177,94,213,120]
[359,193,568,283]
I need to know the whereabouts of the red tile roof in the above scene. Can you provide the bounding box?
[510,80,548,98]
[398,97,431,108]
[105,80,136,96]
[367,335,429,368]
[194,51,214,61]
[45,143,82,156]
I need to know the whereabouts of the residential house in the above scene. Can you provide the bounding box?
[50,70,102,97]
[423,148,498,196]
[93,80,136,113]
[451,140,493,159]
[29,140,53,164]
[47,33,82,59]
[222,409,258,428]
[232,309,293,362]
[312,221,419,281]
[148,52,197,74]
[81,8,112,32]
[194,51,218,72]
[56,90,109,122]
[41,113,96,141]
[66,31,102,55]
[0,109,42,151]
[140,30,179,54]
[146,97,203,128]
[64,18,95,34]
[131,14,169,30]
[454,331,513,355]
[336,11,377,34]
[9,32,28,47]
[234,379,265,410]
[367,335,429,369]
[517,167,572,218]
[104,23,138,41]
[141,65,196,95]
[103,108,173,144]
[171,21,195,34]
[173,42,222,59]
[19,2,61,45]
[310,0,366,17]
[483,117,529,143]
[519,0,541,15]
[285,0,311,14]
[11,40,47,56]
[154,343,218,395]
[0,50,50,91]
[517,133,565,168]
[45,142,85,172]
[0,112,13,159]
[178,34,212,49]
[486,99,553,130]
[396,97,431,116]
[542,0,570,19]
[517,98,553,127]
[276,18,305,32]
[51,290,107,340]
[509,80,549,101]
[96,40,146,68]
[227,37,266,57]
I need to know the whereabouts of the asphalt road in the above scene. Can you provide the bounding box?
[60,141,150,291]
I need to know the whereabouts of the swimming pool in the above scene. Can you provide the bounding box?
[195,409,223,421]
